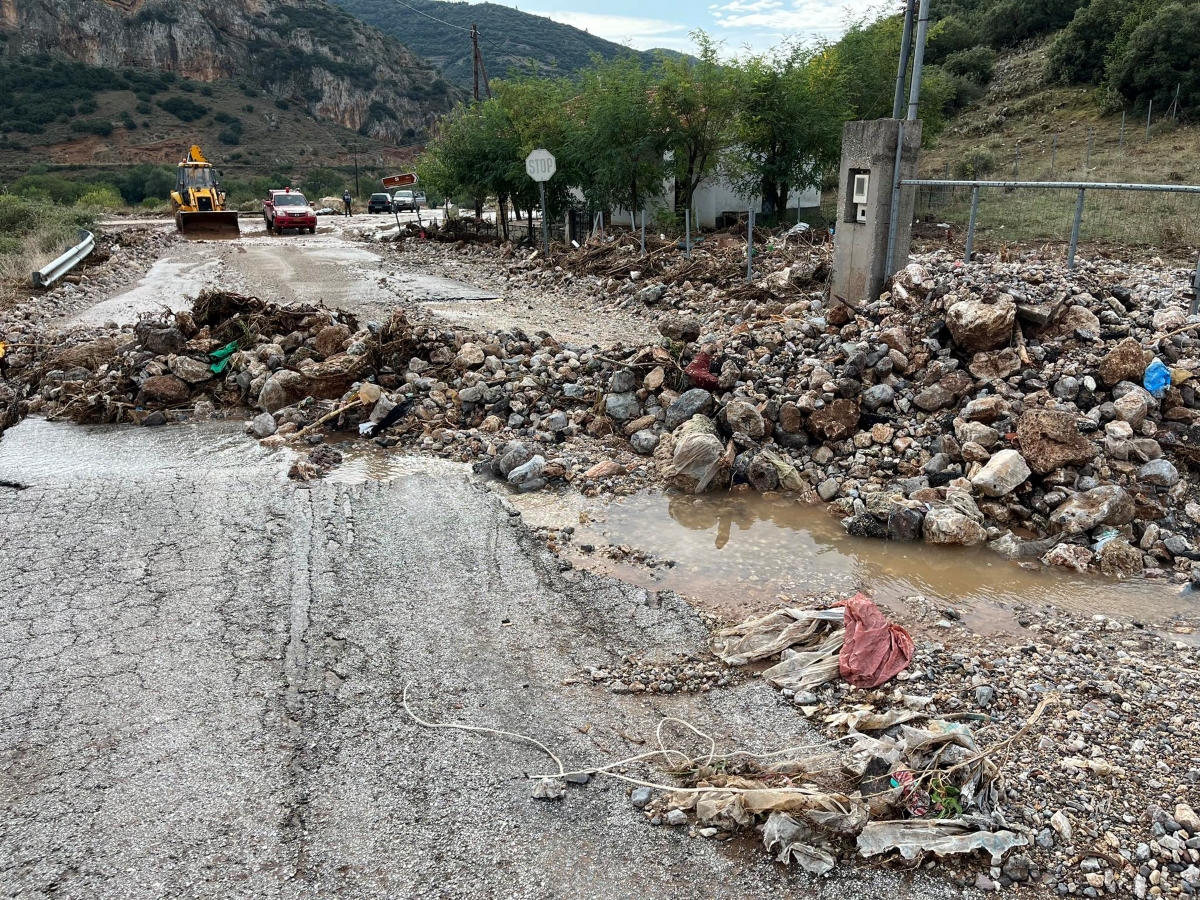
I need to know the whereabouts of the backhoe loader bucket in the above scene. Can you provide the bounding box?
[176,210,240,237]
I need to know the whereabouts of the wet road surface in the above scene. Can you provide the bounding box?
[0,420,967,899]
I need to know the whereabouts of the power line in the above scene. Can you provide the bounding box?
[384,0,506,52]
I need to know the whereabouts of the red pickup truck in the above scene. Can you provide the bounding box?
[263,189,316,234]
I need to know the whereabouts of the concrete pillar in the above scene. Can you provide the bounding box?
[830,119,922,309]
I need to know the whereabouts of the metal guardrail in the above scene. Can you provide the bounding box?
[30,229,95,288]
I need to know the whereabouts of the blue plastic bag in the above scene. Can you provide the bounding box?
[1144,358,1171,398]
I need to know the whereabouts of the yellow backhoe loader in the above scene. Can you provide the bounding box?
[171,145,239,237]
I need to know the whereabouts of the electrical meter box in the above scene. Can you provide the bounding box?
[830,118,922,308]
[852,173,870,204]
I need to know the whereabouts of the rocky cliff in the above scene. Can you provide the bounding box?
[1,0,457,142]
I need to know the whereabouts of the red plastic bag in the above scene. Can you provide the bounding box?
[837,593,914,688]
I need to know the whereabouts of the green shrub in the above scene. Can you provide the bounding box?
[200,85,213,97]
[179,81,195,93]
[156,96,209,121]
[925,16,979,64]
[981,0,1089,48]
[274,98,290,110]
[302,167,346,198]
[69,119,115,136]
[218,126,242,145]
[943,46,996,85]
[213,111,239,124]
[78,186,125,208]
[1046,0,1139,84]
[954,148,997,179]
[243,103,254,112]
[1107,1,1200,108]
[136,101,152,114]
[76,98,98,115]
[136,91,152,103]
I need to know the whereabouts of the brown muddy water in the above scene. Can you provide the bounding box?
[514,488,1198,633]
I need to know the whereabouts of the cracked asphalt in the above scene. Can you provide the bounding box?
[0,232,972,899]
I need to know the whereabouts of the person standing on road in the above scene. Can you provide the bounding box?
[342,191,353,217]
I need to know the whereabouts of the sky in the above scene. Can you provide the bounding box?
[476,0,889,55]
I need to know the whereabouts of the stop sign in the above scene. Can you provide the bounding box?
[525,149,556,182]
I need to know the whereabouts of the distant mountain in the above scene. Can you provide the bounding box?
[330,0,679,87]
[3,0,459,144]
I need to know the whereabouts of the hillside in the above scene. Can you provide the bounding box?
[0,0,460,178]
[923,40,1198,184]
[330,0,674,86]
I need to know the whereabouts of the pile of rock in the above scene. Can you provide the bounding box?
[12,242,1200,584]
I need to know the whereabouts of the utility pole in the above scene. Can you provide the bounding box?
[471,24,491,101]
[352,143,359,198]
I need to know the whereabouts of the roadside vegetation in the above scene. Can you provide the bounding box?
[0,194,94,297]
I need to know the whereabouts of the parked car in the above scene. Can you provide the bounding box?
[414,191,427,208]
[263,189,316,234]
[367,192,393,214]
[393,189,417,212]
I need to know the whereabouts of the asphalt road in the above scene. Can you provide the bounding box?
[0,232,973,899]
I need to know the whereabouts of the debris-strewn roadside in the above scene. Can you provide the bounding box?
[7,230,1200,587]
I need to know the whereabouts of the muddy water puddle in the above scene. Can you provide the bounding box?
[516,489,1196,632]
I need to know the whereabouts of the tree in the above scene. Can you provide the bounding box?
[1107,1,1200,109]
[302,167,347,198]
[570,54,668,216]
[655,31,737,217]
[728,44,850,220]
[1046,0,1139,84]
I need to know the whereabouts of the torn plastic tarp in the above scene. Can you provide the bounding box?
[762,812,837,875]
[857,820,1027,865]
[714,607,844,666]
[715,596,913,691]
[838,593,915,689]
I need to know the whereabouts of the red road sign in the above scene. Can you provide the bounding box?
[382,173,418,189]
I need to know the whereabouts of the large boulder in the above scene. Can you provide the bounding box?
[1016,409,1094,475]
[1048,485,1135,534]
[314,324,352,358]
[923,506,988,546]
[945,294,1016,353]
[605,392,642,422]
[1099,538,1143,578]
[807,399,860,442]
[140,374,190,405]
[723,399,766,439]
[169,356,213,384]
[1099,338,1150,387]
[970,449,1031,497]
[664,389,714,430]
[258,353,368,413]
[968,349,1022,381]
[1138,458,1179,487]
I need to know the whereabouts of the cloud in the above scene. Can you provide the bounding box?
[710,0,883,36]
[541,11,690,49]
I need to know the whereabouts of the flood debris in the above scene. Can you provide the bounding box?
[8,236,1200,588]
[715,594,914,692]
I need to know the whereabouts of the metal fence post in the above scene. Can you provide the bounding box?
[1192,253,1200,316]
[685,208,691,258]
[746,207,755,283]
[1013,144,1020,179]
[1086,127,1094,168]
[965,186,980,263]
[1120,112,1126,152]
[1068,188,1085,270]
[640,209,646,257]
[1146,100,1153,142]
